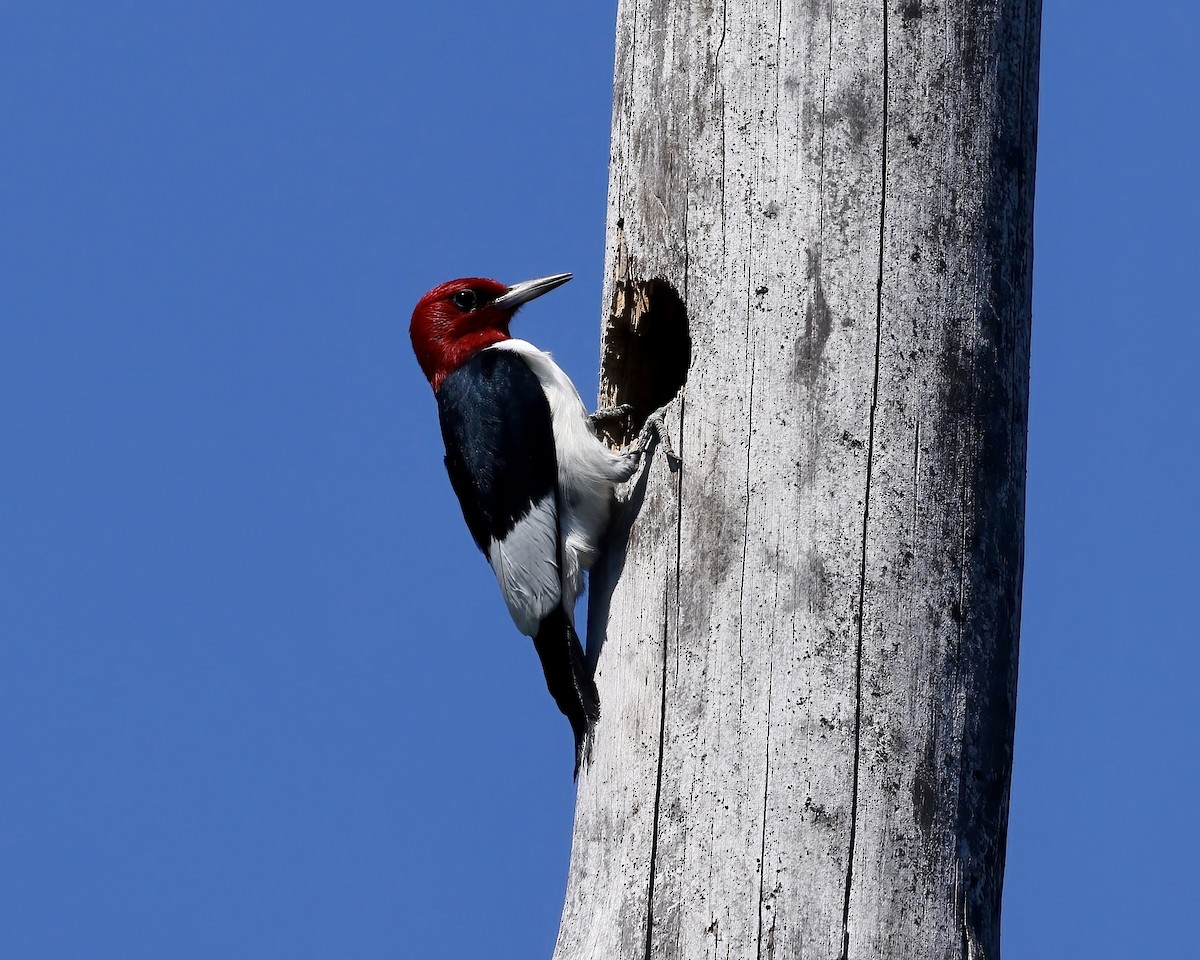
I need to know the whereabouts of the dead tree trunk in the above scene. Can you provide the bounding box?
[557,2,1040,958]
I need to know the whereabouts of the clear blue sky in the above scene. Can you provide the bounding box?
[1,3,1195,958]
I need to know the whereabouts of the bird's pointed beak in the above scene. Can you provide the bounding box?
[491,272,572,311]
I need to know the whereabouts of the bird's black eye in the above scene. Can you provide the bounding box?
[452,289,478,311]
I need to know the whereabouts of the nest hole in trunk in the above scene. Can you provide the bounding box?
[597,277,691,447]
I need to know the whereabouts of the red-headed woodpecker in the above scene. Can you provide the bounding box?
[410,272,664,774]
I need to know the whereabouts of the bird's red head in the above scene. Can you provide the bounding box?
[410,273,572,392]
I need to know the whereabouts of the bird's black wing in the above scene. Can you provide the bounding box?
[436,348,561,635]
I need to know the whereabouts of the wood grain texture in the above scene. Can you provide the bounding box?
[557,2,1040,958]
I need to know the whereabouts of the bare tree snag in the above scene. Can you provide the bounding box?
[557,2,1040,959]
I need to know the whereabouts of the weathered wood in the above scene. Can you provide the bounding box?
[558,2,1040,958]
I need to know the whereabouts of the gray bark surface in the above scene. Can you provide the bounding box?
[558,2,1040,958]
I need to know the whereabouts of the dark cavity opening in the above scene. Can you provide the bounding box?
[597,277,691,446]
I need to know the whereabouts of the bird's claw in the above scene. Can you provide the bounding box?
[629,405,680,473]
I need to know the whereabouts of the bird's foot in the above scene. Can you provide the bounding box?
[615,404,680,479]
[636,406,681,471]
[587,403,635,435]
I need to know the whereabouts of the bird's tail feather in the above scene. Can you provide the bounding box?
[533,607,600,778]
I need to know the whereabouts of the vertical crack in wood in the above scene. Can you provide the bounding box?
[755,664,774,960]
[959,880,971,960]
[773,0,783,162]
[912,421,922,545]
[643,582,671,960]
[717,0,728,260]
[639,367,685,960]
[739,353,757,688]
[840,2,890,956]
[738,212,757,689]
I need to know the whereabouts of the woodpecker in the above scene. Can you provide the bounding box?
[410,272,665,775]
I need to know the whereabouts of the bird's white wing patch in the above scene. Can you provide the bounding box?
[487,493,560,636]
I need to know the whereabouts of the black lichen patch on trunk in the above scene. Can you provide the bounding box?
[794,245,832,383]
[598,276,691,446]
[900,0,925,25]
